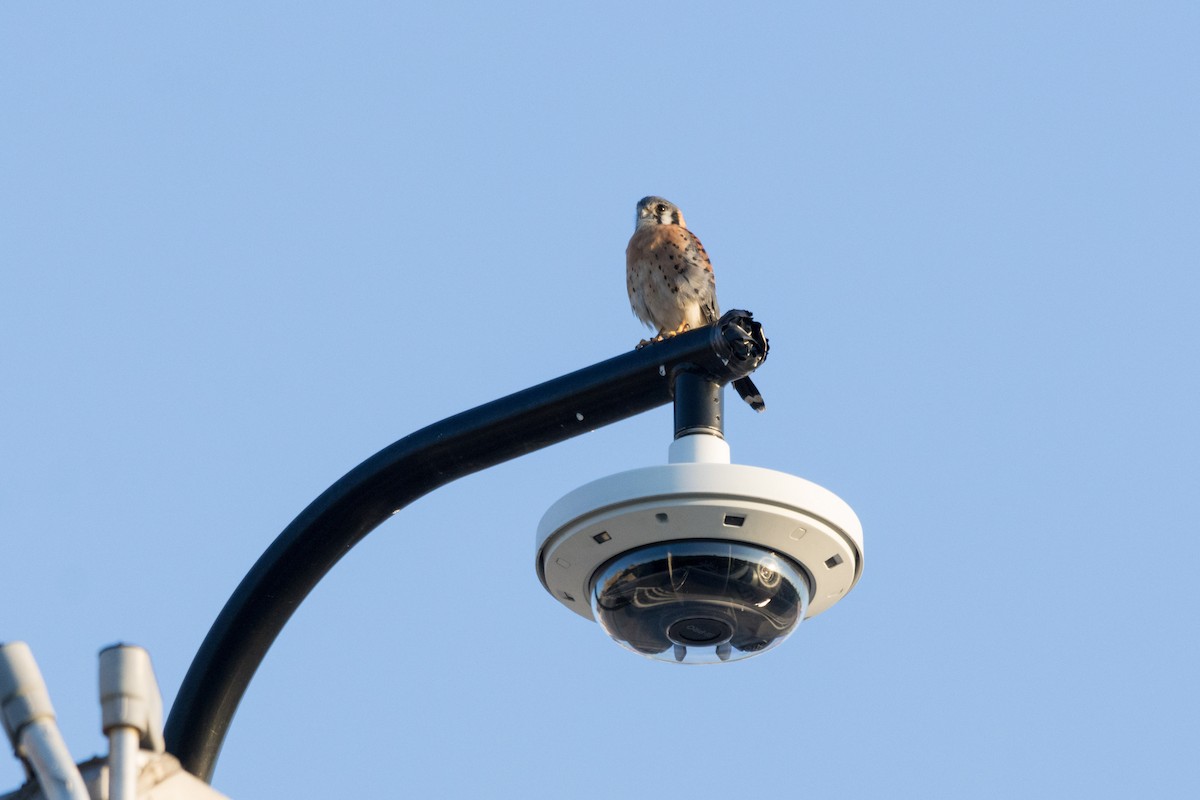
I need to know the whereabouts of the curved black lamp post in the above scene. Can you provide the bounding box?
[163,311,769,783]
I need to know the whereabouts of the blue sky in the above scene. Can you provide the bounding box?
[2,2,1197,797]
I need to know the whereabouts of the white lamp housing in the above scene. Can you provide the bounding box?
[536,433,864,664]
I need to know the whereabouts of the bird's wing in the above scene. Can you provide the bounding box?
[670,227,720,324]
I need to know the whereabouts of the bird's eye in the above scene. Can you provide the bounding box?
[656,204,667,214]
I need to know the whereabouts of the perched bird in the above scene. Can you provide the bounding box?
[626,196,765,412]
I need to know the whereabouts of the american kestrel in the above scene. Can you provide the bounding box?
[626,196,765,412]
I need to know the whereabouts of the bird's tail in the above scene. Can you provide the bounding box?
[732,376,765,412]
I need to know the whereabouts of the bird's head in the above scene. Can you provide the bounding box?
[635,196,686,229]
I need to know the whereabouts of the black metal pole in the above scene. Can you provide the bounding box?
[673,370,724,440]
[164,310,768,782]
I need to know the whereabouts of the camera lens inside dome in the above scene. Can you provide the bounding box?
[668,617,734,645]
[591,541,810,665]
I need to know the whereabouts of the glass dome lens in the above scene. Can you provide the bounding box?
[590,541,810,665]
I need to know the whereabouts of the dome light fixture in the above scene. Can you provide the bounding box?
[536,373,864,664]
